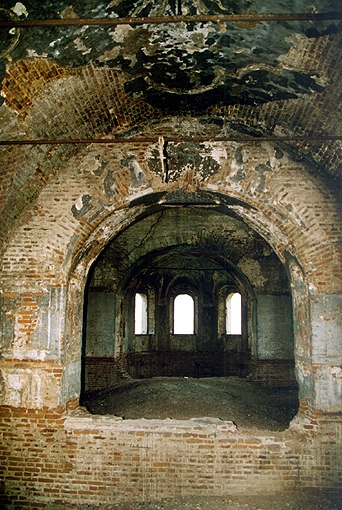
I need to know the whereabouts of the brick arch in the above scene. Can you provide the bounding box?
[1,142,342,414]
[3,141,341,287]
[65,207,339,416]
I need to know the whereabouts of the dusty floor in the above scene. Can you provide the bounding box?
[57,493,342,510]
[83,376,299,431]
[109,493,342,510]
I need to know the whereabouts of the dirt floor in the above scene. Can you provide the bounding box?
[83,376,299,431]
[60,493,342,510]
[93,493,342,510]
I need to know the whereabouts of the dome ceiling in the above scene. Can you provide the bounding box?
[1,1,340,108]
[0,0,342,248]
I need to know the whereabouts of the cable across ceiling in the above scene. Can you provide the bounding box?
[0,135,341,146]
[0,12,342,28]
[1,9,341,146]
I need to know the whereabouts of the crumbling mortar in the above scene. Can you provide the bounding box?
[125,210,165,265]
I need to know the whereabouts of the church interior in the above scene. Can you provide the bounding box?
[0,1,342,507]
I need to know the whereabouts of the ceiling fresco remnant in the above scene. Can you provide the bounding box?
[0,0,340,108]
[0,0,342,251]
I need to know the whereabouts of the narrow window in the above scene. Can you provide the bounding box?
[135,292,148,334]
[174,294,194,334]
[226,292,242,334]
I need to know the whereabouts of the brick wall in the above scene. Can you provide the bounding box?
[250,360,297,387]
[83,357,126,392]
[2,141,342,295]
[1,406,341,508]
[83,352,250,392]
[127,352,250,379]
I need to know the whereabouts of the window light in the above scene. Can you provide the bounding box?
[174,294,194,334]
[226,292,242,334]
[135,292,148,334]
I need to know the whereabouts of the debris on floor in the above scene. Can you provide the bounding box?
[83,376,299,431]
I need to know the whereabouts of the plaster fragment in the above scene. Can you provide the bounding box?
[6,374,22,406]
[72,195,92,219]
[11,349,48,361]
[11,2,28,17]
[112,24,133,43]
[201,142,227,166]
[308,283,317,294]
[331,366,342,377]
[74,196,84,211]
[26,49,47,58]
[49,38,63,48]
[103,170,116,198]
[97,46,120,63]
[128,157,146,188]
[74,38,92,55]
[60,6,78,19]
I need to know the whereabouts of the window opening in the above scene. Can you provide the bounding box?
[226,292,242,334]
[174,293,194,334]
[135,292,148,334]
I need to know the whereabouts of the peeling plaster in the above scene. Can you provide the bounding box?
[112,24,134,43]
[72,194,92,219]
[126,155,147,189]
[2,0,334,108]
[11,2,28,17]
[314,364,342,411]
[74,37,92,55]
[1,368,59,408]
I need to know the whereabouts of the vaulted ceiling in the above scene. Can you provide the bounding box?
[0,0,342,249]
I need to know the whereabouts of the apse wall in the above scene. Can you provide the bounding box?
[83,206,294,391]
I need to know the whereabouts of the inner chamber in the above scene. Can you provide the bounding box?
[81,201,298,429]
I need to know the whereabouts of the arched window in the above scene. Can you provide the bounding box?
[226,292,242,334]
[134,292,148,334]
[174,294,194,334]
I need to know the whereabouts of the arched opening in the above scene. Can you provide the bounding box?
[135,292,148,335]
[226,292,242,335]
[80,198,298,430]
[173,294,195,334]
